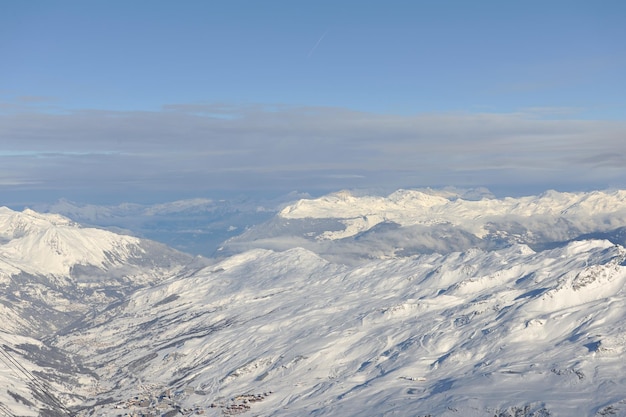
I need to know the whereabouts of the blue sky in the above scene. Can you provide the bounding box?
[1,1,625,204]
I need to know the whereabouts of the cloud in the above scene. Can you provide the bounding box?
[0,104,625,200]
[577,152,626,168]
[16,96,57,103]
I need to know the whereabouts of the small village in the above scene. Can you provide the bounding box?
[107,385,272,417]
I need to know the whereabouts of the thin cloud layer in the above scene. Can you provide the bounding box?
[1,104,625,199]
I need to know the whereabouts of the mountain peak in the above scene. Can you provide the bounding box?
[0,207,74,239]
[0,207,144,277]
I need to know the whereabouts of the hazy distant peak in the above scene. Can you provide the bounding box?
[215,188,626,261]
[280,188,626,222]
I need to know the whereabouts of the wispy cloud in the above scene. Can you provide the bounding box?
[16,95,57,103]
[307,30,329,58]
[1,104,625,199]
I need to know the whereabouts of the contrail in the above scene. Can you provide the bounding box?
[307,30,329,58]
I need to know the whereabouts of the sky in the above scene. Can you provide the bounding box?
[1,0,625,205]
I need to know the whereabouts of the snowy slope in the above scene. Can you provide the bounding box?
[0,206,194,278]
[2,191,626,416]
[0,207,196,338]
[279,189,626,231]
[0,207,145,277]
[52,240,626,417]
[0,331,94,416]
[222,189,626,261]
[0,207,200,415]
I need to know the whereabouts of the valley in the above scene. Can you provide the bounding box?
[1,189,625,416]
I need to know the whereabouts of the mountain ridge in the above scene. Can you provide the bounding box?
[54,239,626,416]
[222,189,626,262]
[0,189,625,416]
[279,189,626,236]
[26,193,310,257]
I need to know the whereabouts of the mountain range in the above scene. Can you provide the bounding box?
[1,189,625,416]
[28,192,309,257]
[221,189,626,263]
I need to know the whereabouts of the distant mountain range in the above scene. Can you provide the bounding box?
[1,189,625,416]
[29,192,309,257]
[221,189,626,262]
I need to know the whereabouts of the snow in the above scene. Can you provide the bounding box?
[54,239,626,417]
[0,331,93,416]
[0,206,142,276]
[1,190,626,416]
[279,189,626,241]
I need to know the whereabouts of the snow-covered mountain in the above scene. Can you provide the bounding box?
[56,240,626,417]
[0,207,201,414]
[221,189,626,262]
[0,207,196,336]
[30,193,309,257]
[1,189,625,416]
